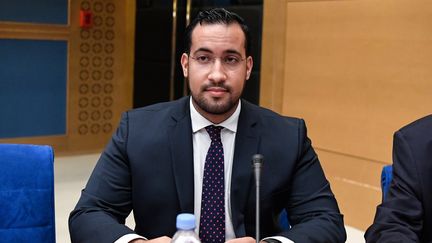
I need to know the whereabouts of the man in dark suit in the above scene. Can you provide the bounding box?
[365,115,432,242]
[69,8,345,243]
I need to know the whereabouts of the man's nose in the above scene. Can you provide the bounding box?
[208,58,227,82]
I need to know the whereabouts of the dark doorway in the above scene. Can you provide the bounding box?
[133,0,263,108]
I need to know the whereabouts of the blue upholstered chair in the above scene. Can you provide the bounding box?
[381,164,393,202]
[0,144,55,242]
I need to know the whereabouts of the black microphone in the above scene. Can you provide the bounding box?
[252,154,264,243]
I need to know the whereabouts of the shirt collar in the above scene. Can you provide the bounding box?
[190,97,240,133]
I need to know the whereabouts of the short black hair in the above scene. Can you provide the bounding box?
[184,8,251,57]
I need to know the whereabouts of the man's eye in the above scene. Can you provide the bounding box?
[196,56,211,62]
[224,56,240,64]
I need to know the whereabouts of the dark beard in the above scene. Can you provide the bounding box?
[192,94,238,115]
[187,78,244,115]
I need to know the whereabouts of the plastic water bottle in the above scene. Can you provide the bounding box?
[171,213,201,243]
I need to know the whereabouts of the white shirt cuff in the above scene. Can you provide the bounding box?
[263,236,294,243]
[114,233,146,243]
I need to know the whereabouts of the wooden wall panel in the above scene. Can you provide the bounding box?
[281,0,432,163]
[68,0,135,152]
[261,0,432,230]
[0,22,69,40]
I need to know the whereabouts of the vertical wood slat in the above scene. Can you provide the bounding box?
[259,0,287,114]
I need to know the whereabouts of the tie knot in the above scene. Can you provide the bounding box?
[205,125,223,141]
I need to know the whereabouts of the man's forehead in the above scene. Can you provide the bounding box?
[190,23,246,53]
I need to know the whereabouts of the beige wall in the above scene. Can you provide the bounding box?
[261,0,432,230]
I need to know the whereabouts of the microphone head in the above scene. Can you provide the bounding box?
[251,154,264,168]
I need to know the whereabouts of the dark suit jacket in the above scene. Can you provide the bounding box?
[365,115,432,242]
[69,97,345,243]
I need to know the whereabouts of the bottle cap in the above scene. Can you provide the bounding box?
[176,213,196,230]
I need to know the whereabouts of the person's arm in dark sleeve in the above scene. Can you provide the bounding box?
[365,130,423,242]
[69,112,136,243]
[281,119,346,242]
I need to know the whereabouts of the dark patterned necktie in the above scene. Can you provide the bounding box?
[199,125,225,243]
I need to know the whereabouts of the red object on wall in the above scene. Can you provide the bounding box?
[80,10,93,28]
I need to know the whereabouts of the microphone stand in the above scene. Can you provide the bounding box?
[252,154,264,243]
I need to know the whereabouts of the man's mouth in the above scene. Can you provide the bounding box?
[205,87,228,97]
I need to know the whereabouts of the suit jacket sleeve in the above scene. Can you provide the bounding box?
[365,130,423,242]
[280,119,346,242]
[69,112,136,243]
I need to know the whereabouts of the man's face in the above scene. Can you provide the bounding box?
[181,23,253,123]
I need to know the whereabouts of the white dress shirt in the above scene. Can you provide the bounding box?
[190,98,240,240]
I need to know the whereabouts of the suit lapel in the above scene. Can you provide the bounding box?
[231,100,260,237]
[169,97,194,213]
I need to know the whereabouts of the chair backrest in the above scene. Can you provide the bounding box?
[0,144,55,242]
[381,164,393,202]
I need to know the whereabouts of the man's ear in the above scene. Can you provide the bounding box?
[245,56,253,80]
[181,53,189,77]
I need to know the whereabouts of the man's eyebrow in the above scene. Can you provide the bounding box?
[224,49,242,56]
[192,48,243,56]
[192,48,213,54]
